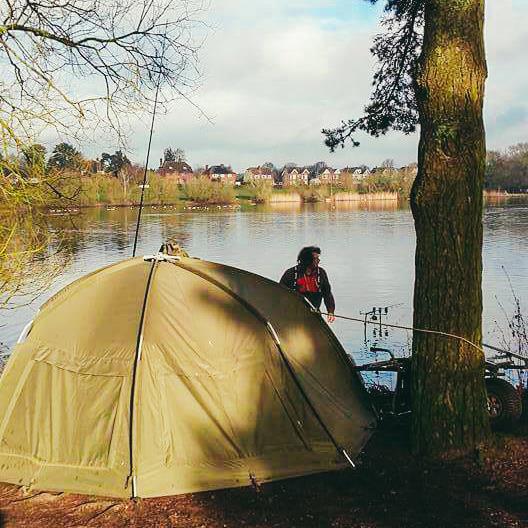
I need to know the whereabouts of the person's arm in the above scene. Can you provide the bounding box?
[280,267,295,289]
[319,269,336,321]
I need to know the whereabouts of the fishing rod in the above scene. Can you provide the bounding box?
[132,32,168,258]
[320,309,522,358]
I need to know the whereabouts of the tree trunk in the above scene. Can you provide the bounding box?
[411,0,489,456]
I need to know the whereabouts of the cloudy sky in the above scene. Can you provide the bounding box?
[123,0,527,171]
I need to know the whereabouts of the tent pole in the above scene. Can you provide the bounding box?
[128,259,157,498]
[265,320,355,468]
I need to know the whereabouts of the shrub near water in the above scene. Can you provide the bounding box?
[295,185,330,202]
[138,174,181,205]
[357,171,414,196]
[47,172,181,206]
[82,174,123,205]
[249,180,273,203]
[183,177,236,204]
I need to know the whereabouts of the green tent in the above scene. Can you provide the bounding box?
[0,254,375,498]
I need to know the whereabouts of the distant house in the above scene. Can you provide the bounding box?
[282,168,310,186]
[244,166,274,182]
[340,166,370,181]
[300,169,311,184]
[203,164,237,184]
[370,166,393,176]
[89,158,105,174]
[281,168,299,186]
[158,158,194,183]
[318,168,341,184]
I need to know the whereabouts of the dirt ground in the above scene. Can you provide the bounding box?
[0,422,527,528]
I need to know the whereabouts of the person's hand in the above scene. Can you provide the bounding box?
[327,313,336,323]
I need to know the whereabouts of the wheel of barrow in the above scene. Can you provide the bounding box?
[485,378,522,430]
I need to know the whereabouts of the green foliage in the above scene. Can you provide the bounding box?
[48,143,84,171]
[0,210,69,309]
[486,143,528,192]
[339,174,361,192]
[101,151,131,176]
[358,170,414,196]
[44,172,181,207]
[21,144,47,177]
[141,173,182,205]
[295,185,330,203]
[183,177,236,204]
[323,0,423,150]
[248,180,273,203]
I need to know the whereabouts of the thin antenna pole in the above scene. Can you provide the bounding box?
[132,39,167,257]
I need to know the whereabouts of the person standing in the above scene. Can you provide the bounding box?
[280,246,336,323]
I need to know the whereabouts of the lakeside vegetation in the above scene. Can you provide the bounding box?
[3,140,526,211]
[183,177,236,204]
[3,171,408,209]
[486,143,528,192]
[5,168,526,211]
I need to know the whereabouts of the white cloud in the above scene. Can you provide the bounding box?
[117,0,527,170]
[484,0,528,149]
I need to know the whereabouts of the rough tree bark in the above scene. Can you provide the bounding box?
[410,0,490,455]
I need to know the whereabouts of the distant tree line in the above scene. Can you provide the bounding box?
[486,143,528,192]
[1,142,141,181]
[9,140,527,196]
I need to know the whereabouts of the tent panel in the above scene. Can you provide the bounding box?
[0,453,130,497]
[176,259,376,448]
[0,355,130,468]
[137,446,345,498]
[26,258,150,357]
[135,263,332,494]
[0,346,133,495]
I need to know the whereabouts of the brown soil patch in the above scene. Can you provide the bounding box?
[0,423,527,528]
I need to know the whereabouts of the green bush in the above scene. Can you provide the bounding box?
[183,177,236,204]
[296,185,330,202]
[42,172,182,207]
[249,180,273,203]
[357,171,414,196]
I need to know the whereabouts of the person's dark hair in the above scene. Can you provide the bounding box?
[297,246,321,272]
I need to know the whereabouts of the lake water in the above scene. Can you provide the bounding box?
[1,198,527,370]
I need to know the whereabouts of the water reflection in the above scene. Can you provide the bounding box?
[1,200,527,366]
[258,199,404,214]
[0,212,70,311]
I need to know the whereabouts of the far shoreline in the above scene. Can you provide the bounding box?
[37,190,527,212]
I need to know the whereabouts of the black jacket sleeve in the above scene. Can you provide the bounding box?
[319,268,335,313]
[279,267,296,289]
